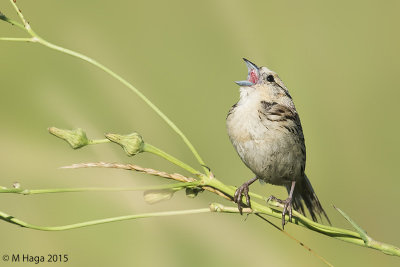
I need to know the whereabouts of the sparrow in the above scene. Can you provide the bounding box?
[226,58,330,228]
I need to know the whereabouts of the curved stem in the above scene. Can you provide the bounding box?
[9,0,29,26]
[4,0,210,176]
[206,180,400,256]
[82,136,201,176]
[143,143,201,176]
[0,181,200,195]
[0,208,210,231]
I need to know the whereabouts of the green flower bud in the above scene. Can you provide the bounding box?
[48,127,89,149]
[105,132,144,156]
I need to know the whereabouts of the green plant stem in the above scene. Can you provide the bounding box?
[0,37,32,42]
[143,143,200,176]
[84,137,201,176]
[1,168,399,256]
[3,0,210,176]
[1,0,399,258]
[8,0,29,26]
[0,208,210,231]
[0,11,25,29]
[87,139,110,145]
[0,182,200,195]
[208,178,354,235]
[26,159,400,256]
[205,179,400,256]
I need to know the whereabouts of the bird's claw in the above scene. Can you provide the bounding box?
[234,183,251,215]
[267,195,293,229]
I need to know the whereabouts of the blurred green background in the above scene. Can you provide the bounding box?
[1,0,399,266]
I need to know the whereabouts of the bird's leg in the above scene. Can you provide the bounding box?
[234,176,258,215]
[267,181,296,229]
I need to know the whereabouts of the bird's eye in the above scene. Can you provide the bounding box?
[267,75,275,82]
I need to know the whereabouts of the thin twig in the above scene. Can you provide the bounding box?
[61,162,230,200]
[58,162,400,256]
[209,203,333,266]
[0,37,33,42]
[0,208,211,231]
[255,214,334,267]
[61,162,196,183]
[0,182,200,195]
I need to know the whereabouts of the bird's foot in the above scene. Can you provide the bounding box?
[234,183,251,215]
[233,177,258,215]
[267,195,293,229]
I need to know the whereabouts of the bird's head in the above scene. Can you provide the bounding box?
[235,58,293,102]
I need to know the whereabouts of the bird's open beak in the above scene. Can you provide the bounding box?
[243,58,259,72]
[235,58,259,86]
[235,80,254,86]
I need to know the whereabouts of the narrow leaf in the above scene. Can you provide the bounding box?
[334,205,370,244]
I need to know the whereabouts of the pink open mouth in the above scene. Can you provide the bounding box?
[248,69,259,84]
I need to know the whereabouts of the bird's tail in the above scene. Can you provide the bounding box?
[286,175,331,224]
